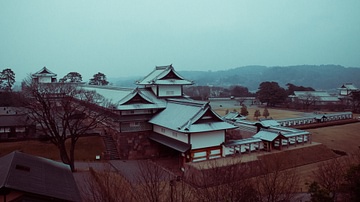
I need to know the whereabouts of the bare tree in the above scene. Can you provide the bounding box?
[313,158,348,201]
[21,79,109,171]
[132,160,170,202]
[81,167,135,202]
[298,92,320,110]
[185,159,257,202]
[254,154,300,202]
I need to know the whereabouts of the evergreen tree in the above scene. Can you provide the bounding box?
[89,72,109,86]
[0,68,15,91]
[60,72,82,83]
[262,107,270,118]
[254,109,261,120]
[256,81,287,106]
[240,104,249,116]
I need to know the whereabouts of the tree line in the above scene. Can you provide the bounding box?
[57,71,110,86]
[185,82,360,112]
[0,67,111,91]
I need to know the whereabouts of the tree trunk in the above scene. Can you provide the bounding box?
[58,143,73,171]
[69,140,76,172]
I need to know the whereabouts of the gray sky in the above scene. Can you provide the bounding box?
[1,0,360,82]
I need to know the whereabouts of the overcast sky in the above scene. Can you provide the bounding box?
[1,0,360,82]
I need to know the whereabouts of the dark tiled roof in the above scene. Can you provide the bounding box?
[0,115,33,127]
[149,99,236,132]
[0,151,81,201]
[32,66,57,77]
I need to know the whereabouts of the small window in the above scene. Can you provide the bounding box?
[16,164,30,172]
[129,122,140,127]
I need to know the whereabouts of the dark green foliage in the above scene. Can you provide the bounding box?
[240,104,248,116]
[89,72,109,86]
[60,72,83,83]
[230,85,253,97]
[256,81,287,106]
[343,164,360,201]
[308,182,333,202]
[286,83,315,95]
[350,91,360,113]
[262,107,270,118]
[254,109,261,120]
[0,68,15,91]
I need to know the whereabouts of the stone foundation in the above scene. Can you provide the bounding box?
[110,130,160,160]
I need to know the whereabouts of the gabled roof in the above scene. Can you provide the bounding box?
[149,99,236,133]
[339,83,358,90]
[117,88,166,110]
[80,85,166,110]
[0,114,33,127]
[32,66,57,77]
[253,131,286,142]
[256,119,280,128]
[223,111,246,121]
[136,65,193,85]
[0,151,81,201]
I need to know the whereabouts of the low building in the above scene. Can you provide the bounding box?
[291,91,340,106]
[0,151,81,201]
[32,66,57,83]
[222,111,247,121]
[149,99,236,164]
[338,83,358,96]
[0,107,36,141]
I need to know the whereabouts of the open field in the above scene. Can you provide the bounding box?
[309,122,360,155]
[214,105,306,120]
[214,104,360,191]
[0,136,105,161]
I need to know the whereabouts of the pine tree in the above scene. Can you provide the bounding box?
[240,104,249,116]
[254,109,261,120]
[263,107,270,118]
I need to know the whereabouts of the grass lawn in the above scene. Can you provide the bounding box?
[0,136,105,161]
[309,122,360,155]
[214,106,305,120]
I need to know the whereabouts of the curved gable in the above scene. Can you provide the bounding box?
[123,93,153,105]
[119,88,154,105]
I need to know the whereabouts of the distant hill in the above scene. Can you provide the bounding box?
[110,65,360,91]
[179,65,360,91]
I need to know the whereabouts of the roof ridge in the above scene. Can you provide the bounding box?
[2,151,17,187]
[167,99,206,106]
[155,64,172,70]
[137,89,155,104]
[151,65,172,82]
[177,102,210,130]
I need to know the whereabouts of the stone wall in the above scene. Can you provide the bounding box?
[108,129,160,160]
